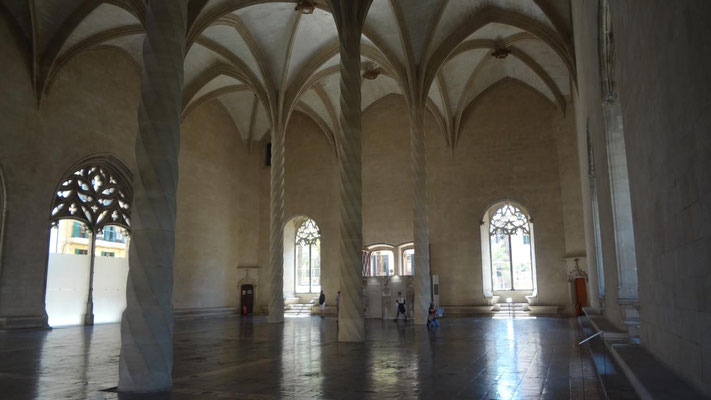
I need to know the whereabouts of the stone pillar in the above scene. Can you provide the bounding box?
[410,104,432,325]
[118,0,187,393]
[268,124,285,323]
[82,232,97,326]
[329,0,371,342]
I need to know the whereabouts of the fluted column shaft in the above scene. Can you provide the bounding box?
[330,0,371,342]
[410,105,432,325]
[118,0,187,393]
[268,124,285,323]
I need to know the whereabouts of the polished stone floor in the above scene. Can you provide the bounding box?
[0,315,602,399]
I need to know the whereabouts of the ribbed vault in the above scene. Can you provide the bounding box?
[0,0,574,150]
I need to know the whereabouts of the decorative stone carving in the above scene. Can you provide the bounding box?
[566,257,589,282]
[237,266,259,288]
[50,161,132,232]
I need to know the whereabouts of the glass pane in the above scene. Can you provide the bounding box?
[295,243,311,292]
[310,240,321,292]
[370,250,394,276]
[96,225,129,258]
[511,231,533,290]
[402,249,414,275]
[490,233,512,290]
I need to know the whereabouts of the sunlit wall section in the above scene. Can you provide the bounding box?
[45,220,92,327]
[92,225,129,323]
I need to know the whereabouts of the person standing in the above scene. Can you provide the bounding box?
[394,291,408,321]
[318,290,326,318]
[427,302,439,328]
[336,290,341,320]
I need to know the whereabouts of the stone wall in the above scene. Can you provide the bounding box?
[0,21,140,326]
[173,99,265,310]
[571,0,627,329]
[279,87,583,313]
[283,112,339,303]
[0,15,264,324]
[427,82,578,311]
[610,0,711,393]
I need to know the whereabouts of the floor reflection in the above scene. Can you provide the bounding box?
[0,315,602,399]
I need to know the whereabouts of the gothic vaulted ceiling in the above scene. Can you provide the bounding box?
[0,0,574,152]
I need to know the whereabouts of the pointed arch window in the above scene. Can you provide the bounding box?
[489,203,534,291]
[295,218,320,293]
[45,156,133,326]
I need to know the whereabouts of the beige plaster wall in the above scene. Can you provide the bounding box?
[608,0,711,393]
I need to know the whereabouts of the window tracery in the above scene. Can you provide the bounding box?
[50,164,132,232]
[295,218,320,293]
[295,218,320,245]
[489,203,530,236]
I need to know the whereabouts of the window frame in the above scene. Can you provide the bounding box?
[488,203,534,291]
[294,218,321,294]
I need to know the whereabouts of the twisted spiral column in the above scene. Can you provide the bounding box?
[410,105,432,325]
[268,125,285,323]
[118,0,187,393]
[331,0,370,342]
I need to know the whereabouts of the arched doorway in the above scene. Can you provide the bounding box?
[45,156,132,327]
[241,284,254,314]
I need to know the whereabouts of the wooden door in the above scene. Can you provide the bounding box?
[574,278,588,315]
[241,284,254,314]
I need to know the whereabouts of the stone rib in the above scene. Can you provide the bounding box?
[268,126,285,323]
[118,0,187,393]
[410,106,432,325]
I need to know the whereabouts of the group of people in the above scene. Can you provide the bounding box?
[317,289,339,319]
[318,290,440,327]
[393,292,441,327]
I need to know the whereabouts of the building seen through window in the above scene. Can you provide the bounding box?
[402,248,414,276]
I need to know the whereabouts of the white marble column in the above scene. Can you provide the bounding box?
[268,124,285,323]
[118,0,187,393]
[410,104,432,325]
[329,0,372,342]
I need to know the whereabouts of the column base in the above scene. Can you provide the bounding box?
[337,317,364,342]
[0,314,50,330]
